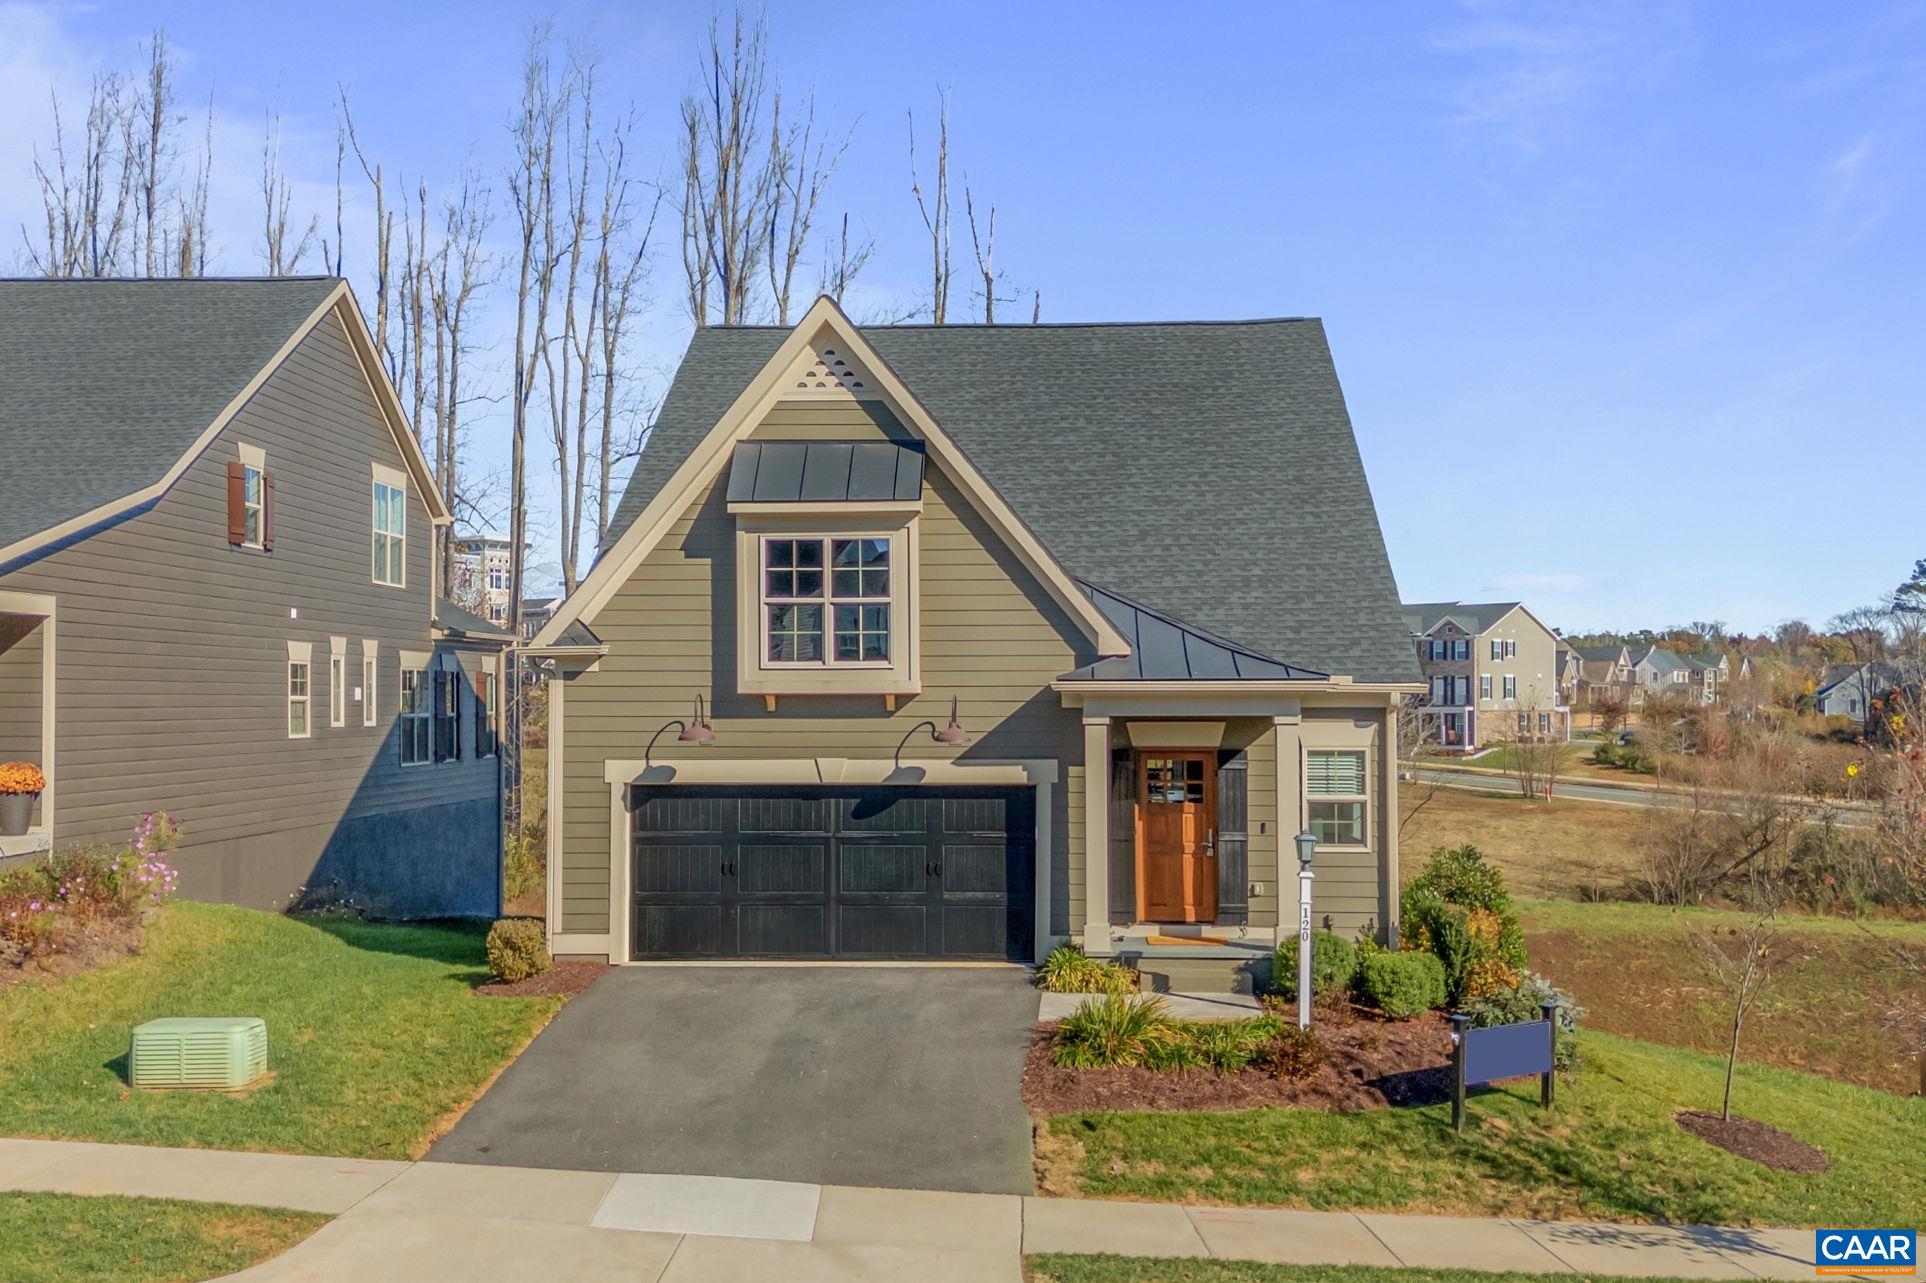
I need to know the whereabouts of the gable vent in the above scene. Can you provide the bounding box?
[786,342,878,399]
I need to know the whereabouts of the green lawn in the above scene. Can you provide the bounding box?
[1521,899,1926,1096]
[0,902,560,1158]
[1042,1030,1924,1226]
[0,1191,326,1283]
[1027,1259,1721,1283]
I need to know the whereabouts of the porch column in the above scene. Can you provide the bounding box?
[1380,701,1400,944]
[1082,715,1111,949]
[1272,706,1302,915]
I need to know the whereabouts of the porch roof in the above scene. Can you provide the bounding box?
[1057,582,1328,683]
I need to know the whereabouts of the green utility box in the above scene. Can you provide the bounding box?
[129,1016,268,1091]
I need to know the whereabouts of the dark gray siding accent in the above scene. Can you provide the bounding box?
[1215,750,1248,925]
[1109,748,1135,921]
[0,311,499,916]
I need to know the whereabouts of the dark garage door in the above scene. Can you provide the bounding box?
[629,786,1033,961]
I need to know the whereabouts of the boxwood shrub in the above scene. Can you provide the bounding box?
[1271,930,1359,1001]
[1358,949,1446,1018]
[484,917,550,983]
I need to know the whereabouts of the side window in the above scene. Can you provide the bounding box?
[228,445,273,550]
[288,659,310,739]
[361,645,378,727]
[400,663,430,764]
[329,652,346,727]
[373,467,407,587]
[1305,750,1368,847]
[432,666,463,763]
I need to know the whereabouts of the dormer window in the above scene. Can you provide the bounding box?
[762,536,892,665]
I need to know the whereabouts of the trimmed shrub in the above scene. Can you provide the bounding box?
[1461,972,1585,1071]
[1257,1026,1325,1080]
[1035,943,1138,995]
[485,917,550,983]
[1358,949,1446,1018]
[1400,845,1527,1005]
[1271,930,1359,1002]
[1051,993,1181,1068]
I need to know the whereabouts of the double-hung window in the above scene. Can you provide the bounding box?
[288,660,311,739]
[1306,750,1369,847]
[1503,674,1517,699]
[762,536,891,665]
[474,665,498,758]
[362,646,378,727]
[400,662,430,764]
[242,464,265,546]
[372,470,406,586]
[1453,639,1469,660]
[432,667,462,763]
[1479,674,1493,700]
[329,653,346,727]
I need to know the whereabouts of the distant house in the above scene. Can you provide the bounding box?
[519,596,560,641]
[1629,645,1700,702]
[1814,662,1901,722]
[1555,642,1582,708]
[450,535,518,626]
[1572,643,1635,708]
[1401,601,1572,751]
[0,278,511,917]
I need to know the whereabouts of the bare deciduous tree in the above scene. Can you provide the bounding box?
[815,211,874,305]
[764,88,851,324]
[908,90,952,323]
[679,8,776,325]
[430,169,494,591]
[1693,874,1782,1120]
[340,91,393,357]
[964,183,1016,324]
[259,109,317,274]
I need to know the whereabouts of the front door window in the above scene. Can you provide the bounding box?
[1138,753,1216,923]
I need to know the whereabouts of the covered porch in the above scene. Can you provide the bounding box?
[0,590,56,859]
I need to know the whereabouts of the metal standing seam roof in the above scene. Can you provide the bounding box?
[1059,583,1329,682]
[0,277,343,551]
[432,598,517,644]
[606,318,1421,685]
[724,440,925,504]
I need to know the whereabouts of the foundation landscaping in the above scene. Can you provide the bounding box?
[1027,846,1926,1230]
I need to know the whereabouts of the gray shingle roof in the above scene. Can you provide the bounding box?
[0,277,342,553]
[1060,583,1327,681]
[1401,601,1522,636]
[607,318,1419,684]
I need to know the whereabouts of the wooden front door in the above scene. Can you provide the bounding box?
[1137,753,1216,923]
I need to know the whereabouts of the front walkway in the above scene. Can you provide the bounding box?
[0,1137,1856,1281]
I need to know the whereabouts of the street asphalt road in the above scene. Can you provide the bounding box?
[429,964,1040,1194]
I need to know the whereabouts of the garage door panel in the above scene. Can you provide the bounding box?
[633,844,724,893]
[740,796,830,833]
[635,904,724,956]
[838,905,927,956]
[838,843,928,894]
[843,794,929,832]
[942,905,1007,957]
[940,843,1007,893]
[943,795,1008,833]
[736,843,827,894]
[633,796,729,834]
[738,905,829,955]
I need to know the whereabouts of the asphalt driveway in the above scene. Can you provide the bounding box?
[428,966,1039,1194]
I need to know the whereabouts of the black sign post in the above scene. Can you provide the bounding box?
[1450,1002,1559,1134]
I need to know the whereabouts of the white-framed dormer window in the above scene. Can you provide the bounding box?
[372,464,408,587]
[286,640,312,740]
[760,535,892,666]
[1306,749,1369,848]
[1503,674,1517,699]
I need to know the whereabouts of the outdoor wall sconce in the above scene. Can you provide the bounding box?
[893,695,968,769]
[645,694,715,767]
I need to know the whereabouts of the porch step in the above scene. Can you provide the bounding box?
[1099,943,1273,996]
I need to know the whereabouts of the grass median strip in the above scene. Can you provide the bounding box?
[0,1190,327,1283]
[0,901,561,1158]
[1025,1257,1724,1283]
[1042,1030,1924,1226]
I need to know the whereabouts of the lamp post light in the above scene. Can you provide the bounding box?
[1294,829,1318,1030]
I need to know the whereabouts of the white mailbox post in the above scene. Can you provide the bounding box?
[1294,829,1318,1030]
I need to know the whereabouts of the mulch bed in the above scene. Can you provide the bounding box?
[472,960,609,999]
[1022,1008,1456,1116]
[0,915,144,995]
[1675,1110,1832,1172]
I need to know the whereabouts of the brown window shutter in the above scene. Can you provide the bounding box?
[262,472,276,551]
[225,461,246,545]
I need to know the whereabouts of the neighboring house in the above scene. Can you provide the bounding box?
[1572,642,1635,708]
[1555,642,1581,709]
[450,535,518,626]
[528,298,1420,988]
[0,278,512,917]
[1814,662,1901,721]
[1399,601,1572,751]
[1680,650,1730,705]
[519,596,560,641]
[1629,645,1696,701]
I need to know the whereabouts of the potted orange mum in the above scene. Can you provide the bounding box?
[0,761,45,837]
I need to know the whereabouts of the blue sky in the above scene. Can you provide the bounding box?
[4,1,1921,634]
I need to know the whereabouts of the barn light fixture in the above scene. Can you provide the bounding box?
[894,695,968,769]
[646,695,714,767]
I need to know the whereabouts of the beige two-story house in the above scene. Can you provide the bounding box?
[1402,601,1571,752]
[530,299,1421,990]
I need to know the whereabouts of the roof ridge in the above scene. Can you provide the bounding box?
[698,316,1323,332]
[0,275,342,284]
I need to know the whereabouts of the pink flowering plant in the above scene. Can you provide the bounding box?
[0,811,183,966]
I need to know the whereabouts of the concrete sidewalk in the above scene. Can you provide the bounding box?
[0,1138,1866,1281]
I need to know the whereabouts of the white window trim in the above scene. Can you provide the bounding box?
[1479,674,1493,701]
[361,640,378,727]
[372,462,408,588]
[328,637,347,728]
[733,516,920,698]
[1303,746,1371,853]
[286,639,313,741]
[1503,674,1517,699]
[239,443,267,549]
[758,534,894,671]
[399,648,431,766]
